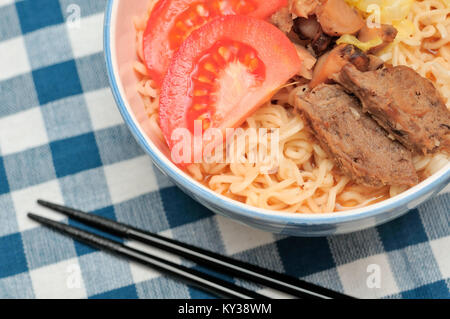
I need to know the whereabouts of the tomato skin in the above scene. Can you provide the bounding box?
[159,15,302,162]
[143,0,288,86]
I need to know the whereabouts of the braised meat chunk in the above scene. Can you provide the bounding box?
[296,84,418,187]
[333,64,450,154]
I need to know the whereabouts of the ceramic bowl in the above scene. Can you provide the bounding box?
[104,0,450,236]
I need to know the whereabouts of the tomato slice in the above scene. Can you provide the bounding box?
[143,0,288,86]
[159,15,302,163]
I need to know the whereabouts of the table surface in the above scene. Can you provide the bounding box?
[0,0,449,299]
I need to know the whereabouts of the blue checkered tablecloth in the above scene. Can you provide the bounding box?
[0,0,449,299]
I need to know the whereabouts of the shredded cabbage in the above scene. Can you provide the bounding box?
[345,0,414,23]
[392,19,415,41]
[336,34,383,51]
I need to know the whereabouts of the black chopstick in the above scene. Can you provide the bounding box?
[36,199,353,299]
[28,213,267,299]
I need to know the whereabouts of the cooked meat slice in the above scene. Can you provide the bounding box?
[289,0,321,18]
[315,0,364,36]
[333,64,450,154]
[358,24,398,53]
[296,84,418,187]
[271,7,294,34]
[310,44,369,88]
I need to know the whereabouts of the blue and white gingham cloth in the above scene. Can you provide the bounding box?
[0,0,449,299]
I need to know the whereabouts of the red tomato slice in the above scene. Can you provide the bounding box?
[143,0,288,86]
[159,15,302,164]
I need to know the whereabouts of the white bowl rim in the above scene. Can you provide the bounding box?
[103,0,450,226]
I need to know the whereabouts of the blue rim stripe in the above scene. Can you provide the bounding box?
[103,0,450,227]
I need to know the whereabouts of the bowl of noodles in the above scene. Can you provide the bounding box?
[104,0,450,236]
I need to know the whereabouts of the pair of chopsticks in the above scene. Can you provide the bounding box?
[29,200,353,299]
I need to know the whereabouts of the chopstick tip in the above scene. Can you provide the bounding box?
[27,213,58,228]
[37,199,48,206]
[27,212,40,221]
